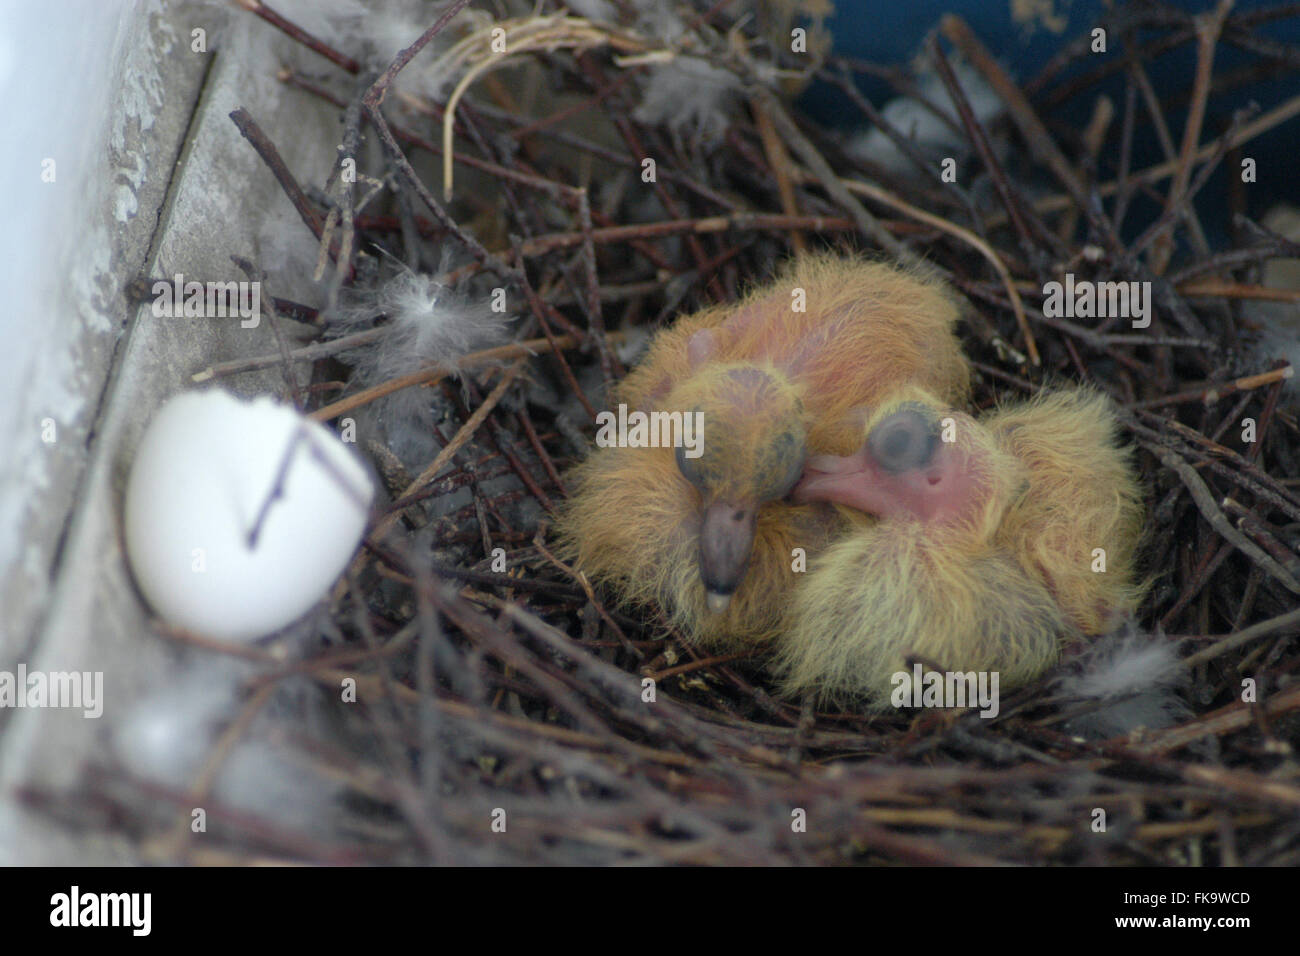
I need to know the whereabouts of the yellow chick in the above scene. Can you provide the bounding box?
[557,255,972,646]
[778,385,1145,706]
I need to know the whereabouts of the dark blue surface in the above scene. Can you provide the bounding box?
[803,0,1300,230]
[818,0,1108,78]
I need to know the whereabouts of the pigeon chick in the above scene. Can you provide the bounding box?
[778,385,1144,705]
[557,255,972,647]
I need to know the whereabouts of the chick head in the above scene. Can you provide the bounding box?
[665,360,807,612]
[794,387,1017,534]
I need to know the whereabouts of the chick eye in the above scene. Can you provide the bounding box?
[760,427,806,501]
[676,443,706,489]
[867,405,940,473]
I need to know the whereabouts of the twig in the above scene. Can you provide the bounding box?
[754,89,908,261]
[309,330,626,422]
[1127,365,1293,410]
[838,176,1038,365]
[233,0,360,74]
[940,14,1113,250]
[1148,0,1235,274]
[229,107,326,243]
[750,95,806,256]
[1148,442,1300,593]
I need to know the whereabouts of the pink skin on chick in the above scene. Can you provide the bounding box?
[794,404,986,525]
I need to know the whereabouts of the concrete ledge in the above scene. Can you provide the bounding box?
[0,0,343,864]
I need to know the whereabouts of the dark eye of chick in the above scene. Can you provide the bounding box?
[760,427,806,501]
[676,443,707,490]
[867,405,940,473]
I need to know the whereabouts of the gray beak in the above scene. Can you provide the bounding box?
[699,501,756,613]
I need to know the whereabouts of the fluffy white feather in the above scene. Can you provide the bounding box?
[266,0,447,64]
[633,56,741,139]
[562,0,746,139]
[849,58,1004,173]
[339,268,513,377]
[1053,625,1189,739]
[329,265,513,464]
[112,660,342,832]
[253,0,487,102]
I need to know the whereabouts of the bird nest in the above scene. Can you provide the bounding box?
[87,0,1300,865]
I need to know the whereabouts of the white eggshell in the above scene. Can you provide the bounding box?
[124,389,374,641]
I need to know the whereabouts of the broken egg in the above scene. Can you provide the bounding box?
[124,389,373,641]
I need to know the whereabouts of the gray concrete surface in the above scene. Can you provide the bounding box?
[0,0,343,864]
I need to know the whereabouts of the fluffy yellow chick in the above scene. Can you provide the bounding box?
[557,255,972,646]
[778,385,1145,705]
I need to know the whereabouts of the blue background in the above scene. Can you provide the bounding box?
[804,0,1300,237]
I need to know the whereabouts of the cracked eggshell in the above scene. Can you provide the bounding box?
[124,389,374,641]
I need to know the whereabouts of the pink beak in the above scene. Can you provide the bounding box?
[795,444,979,524]
[794,450,884,513]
